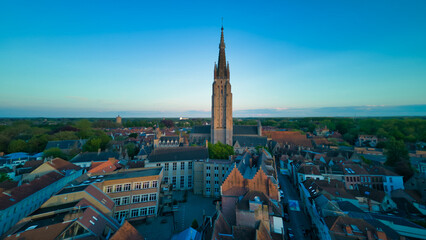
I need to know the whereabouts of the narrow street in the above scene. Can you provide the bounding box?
[278,172,312,239]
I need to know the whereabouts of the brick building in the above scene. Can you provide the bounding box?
[92,167,163,221]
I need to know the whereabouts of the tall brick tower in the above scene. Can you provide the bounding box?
[211,27,233,145]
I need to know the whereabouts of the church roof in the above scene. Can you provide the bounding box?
[233,136,267,147]
[148,147,208,162]
[233,125,259,135]
[191,125,211,134]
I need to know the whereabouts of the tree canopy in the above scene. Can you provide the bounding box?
[208,142,234,159]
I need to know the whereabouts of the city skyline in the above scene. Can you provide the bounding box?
[1,1,426,117]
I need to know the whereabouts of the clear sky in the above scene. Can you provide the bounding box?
[1,0,426,117]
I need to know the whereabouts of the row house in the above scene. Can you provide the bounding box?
[221,150,279,226]
[93,167,163,221]
[4,183,144,240]
[145,146,209,190]
[0,159,83,236]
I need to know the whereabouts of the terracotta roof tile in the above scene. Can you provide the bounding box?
[263,131,313,148]
[110,221,145,240]
[88,158,119,174]
[0,171,63,210]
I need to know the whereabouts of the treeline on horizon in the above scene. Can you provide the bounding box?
[0,117,425,155]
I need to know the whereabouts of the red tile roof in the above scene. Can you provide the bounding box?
[110,221,145,240]
[4,221,72,240]
[88,158,119,174]
[47,158,82,173]
[264,131,313,148]
[0,171,63,210]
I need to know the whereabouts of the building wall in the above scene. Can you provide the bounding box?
[145,160,193,190]
[200,160,232,197]
[93,171,162,221]
[22,163,55,182]
[41,190,113,216]
[0,169,83,235]
[383,176,404,194]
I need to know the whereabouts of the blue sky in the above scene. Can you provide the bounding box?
[1,0,425,117]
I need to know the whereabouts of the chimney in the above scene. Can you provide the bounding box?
[376,228,387,240]
[366,229,374,240]
[206,140,208,149]
[345,225,353,235]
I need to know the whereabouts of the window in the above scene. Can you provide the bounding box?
[172,177,177,186]
[390,178,393,183]
[140,208,147,216]
[115,211,128,220]
[173,162,177,170]
[152,180,158,188]
[214,166,219,170]
[181,162,185,170]
[165,163,169,171]
[206,166,210,170]
[141,194,148,202]
[156,163,161,166]
[115,185,122,192]
[124,183,131,191]
[149,193,157,201]
[134,182,141,190]
[214,173,219,178]
[122,197,130,205]
[164,177,169,183]
[143,181,150,189]
[133,195,140,203]
[105,186,112,193]
[188,162,192,170]
[215,188,219,193]
[206,173,210,177]
[148,207,155,215]
[206,180,210,185]
[206,187,211,193]
[188,176,192,188]
[131,209,139,218]
[215,181,219,185]
[180,176,185,188]
[113,198,121,206]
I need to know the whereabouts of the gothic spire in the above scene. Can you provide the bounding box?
[217,27,228,79]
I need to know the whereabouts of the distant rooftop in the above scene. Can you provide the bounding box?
[98,167,162,181]
[148,147,208,162]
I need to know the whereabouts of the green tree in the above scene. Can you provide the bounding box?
[8,139,28,153]
[191,219,199,229]
[43,147,67,159]
[50,131,79,141]
[128,133,138,139]
[125,142,138,158]
[384,138,414,180]
[75,119,93,139]
[83,138,102,152]
[208,142,234,159]
[384,138,409,166]
[0,172,12,182]
[28,134,49,153]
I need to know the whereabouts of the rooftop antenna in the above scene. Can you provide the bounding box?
[221,17,224,29]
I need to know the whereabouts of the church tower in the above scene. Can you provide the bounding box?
[211,27,233,145]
